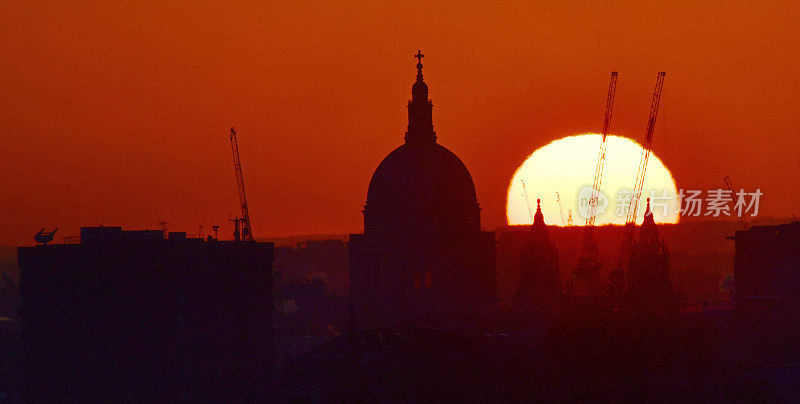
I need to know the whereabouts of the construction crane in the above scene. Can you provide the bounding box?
[572,72,618,295]
[521,180,535,223]
[586,71,618,227]
[723,176,749,230]
[618,72,666,270]
[555,192,566,226]
[229,127,253,241]
[625,72,665,225]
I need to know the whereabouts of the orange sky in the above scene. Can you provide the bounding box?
[1,1,799,245]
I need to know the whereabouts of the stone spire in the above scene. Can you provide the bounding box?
[529,198,551,246]
[639,198,659,245]
[517,197,560,304]
[533,198,545,226]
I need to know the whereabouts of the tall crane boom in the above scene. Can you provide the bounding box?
[723,176,749,230]
[230,127,253,241]
[572,72,618,296]
[617,72,665,271]
[586,71,618,227]
[625,72,665,224]
[556,192,566,226]
[521,180,534,223]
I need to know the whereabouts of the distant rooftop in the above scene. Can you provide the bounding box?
[55,226,210,245]
[734,221,800,239]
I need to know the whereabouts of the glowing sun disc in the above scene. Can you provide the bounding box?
[507,134,679,226]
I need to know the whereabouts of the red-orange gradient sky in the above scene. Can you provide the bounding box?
[1,1,799,245]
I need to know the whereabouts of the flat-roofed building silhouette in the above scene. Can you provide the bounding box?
[18,226,274,401]
[732,221,800,314]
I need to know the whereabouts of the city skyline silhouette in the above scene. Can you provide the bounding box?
[2,1,800,400]
[2,1,800,246]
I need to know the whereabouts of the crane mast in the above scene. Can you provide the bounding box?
[625,72,665,225]
[556,192,566,226]
[230,127,253,241]
[617,72,665,271]
[586,71,618,227]
[521,180,535,223]
[723,176,749,230]
[571,72,618,295]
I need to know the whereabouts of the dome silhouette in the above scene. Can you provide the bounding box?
[349,51,497,327]
[365,142,480,238]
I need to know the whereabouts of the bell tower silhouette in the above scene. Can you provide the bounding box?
[405,50,436,145]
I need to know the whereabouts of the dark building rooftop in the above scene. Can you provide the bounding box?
[19,226,275,401]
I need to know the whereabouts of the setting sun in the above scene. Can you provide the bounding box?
[507,134,679,226]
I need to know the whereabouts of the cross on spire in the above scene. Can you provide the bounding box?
[414,50,425,80]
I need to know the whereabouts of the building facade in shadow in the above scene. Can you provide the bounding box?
[732,220,800,311]
[349,52,496,327]
[731,220,800,359]
[18,227,274,401]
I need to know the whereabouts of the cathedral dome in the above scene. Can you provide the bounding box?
[364,142,480,237]
[349,52,498,321]
[363,51,481,238]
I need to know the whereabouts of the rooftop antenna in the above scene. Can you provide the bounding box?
[34,228,58,245]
